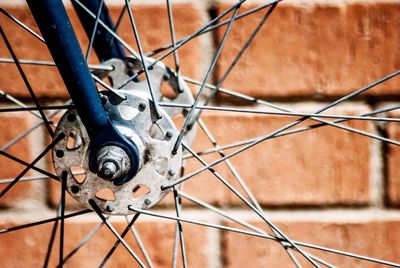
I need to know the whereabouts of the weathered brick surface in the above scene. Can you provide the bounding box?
[0,113,34,207]
[385,109,400,205]
[181,104,372,206]
[1,1,400,267]
[0,3,203,98]
[216,1,400,99]
[223,219,400,267]
[0,215,210,267]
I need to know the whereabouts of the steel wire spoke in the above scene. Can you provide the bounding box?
[97,213,142,268]
[146,0,281,57]
[178,191,336,268]
[166,0,181,92]
[1,134,60,174]
[129,207,400,267]
[196,119,303,267]
[172,187,187,268]
[0,174,51,184]
[0,134,64,199]
[62,220,106,265]
[0,26,54,137]
[72,0,140,60]
[85,0,105,61]
[116,0,248,89]
[124,0,162,119]
[92,74,127,100]
[90,200,145,268]
[1,89,41,118]
[0,7,45,43]
[188,2,278,127]
[184,104,400,159]
[43,202,61,268]
[1,102,69,152]
[0,105,73,113]
[124,216,155,268]
[0,210,92,234]
[172,3,243,154]
[159,102,400,123]
[0,58,113,71]
[177,143,321,267]
[164,70,400,189]
[59,172,67,267]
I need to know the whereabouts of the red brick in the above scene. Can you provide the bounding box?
[0,3,204,98]
[181,104,372,206]
[223,218,400,267]
[215,1,400,99]
[0,214,211,267]
[0,113,35,207]
[385,109,400,205]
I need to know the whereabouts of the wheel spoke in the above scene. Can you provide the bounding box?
[62,219,106,265]
[159,102,400,123]
[187,2,279,127]
[166,0,182,92]
[59,172,67,267]
[0,58,113,71]
[184,104,400,159]
[124,216,155,268]
[124,0,162,119]
[172,187,187,268]
[85,0,105,61]
[116,0,248,89]
[72,0,140,60]
[0,26,54,137]
[0,210,92,234]
[164,71,400,189]
[90,200,145,268]
[0,7,44,43]
[129,207,400,267]
[146,0,281,57]
[196,118,304,267]
[177,143,321,267]
[43,203,62,268]
[1,103,68,152]
[0,134,64,199]
[0,105,73,113]
[172,2,243,154]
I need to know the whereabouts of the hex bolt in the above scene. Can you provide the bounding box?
[99,161,117,180]
[168,169,176,176]
[138,102,146,111]
[144,198,151,206]
[165,130,173,140]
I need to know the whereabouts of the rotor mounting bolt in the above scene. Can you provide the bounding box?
[165,130,173,140]
[138,102,146,111]
[168,169,176,176]
[144,198,151,206]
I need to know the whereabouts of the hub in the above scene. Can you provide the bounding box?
[53,91,182,215]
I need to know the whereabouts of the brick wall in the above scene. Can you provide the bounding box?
[1,0,400,267]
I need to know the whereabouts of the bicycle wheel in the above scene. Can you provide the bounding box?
[1,0,400,267]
